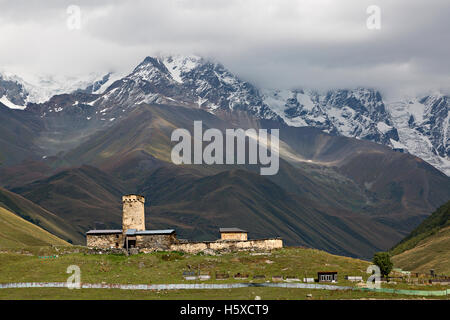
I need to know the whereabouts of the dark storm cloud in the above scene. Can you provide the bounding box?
[0,0,449,96]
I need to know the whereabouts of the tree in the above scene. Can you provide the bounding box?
[372,252,393,277]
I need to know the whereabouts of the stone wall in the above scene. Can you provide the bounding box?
[87,234,122,249]
[170,238,283,254]
[87,247,126,255]
[87,231,282,254]
[170,242,208,254]
[220,232,248,241]
[136,234,177,252]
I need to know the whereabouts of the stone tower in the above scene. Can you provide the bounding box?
[122,195,146,233]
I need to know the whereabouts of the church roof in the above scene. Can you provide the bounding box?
[125,229,175,236]
[86,229,122,235]
[219,228,247,233]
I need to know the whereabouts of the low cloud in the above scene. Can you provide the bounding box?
[0,0,449,97]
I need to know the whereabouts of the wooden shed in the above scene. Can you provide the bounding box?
[318,271,338,283]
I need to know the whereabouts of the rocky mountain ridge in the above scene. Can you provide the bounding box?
[0,55,448,175]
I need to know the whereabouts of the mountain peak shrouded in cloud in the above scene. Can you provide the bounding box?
[1,54,447,175]
[1,0,450,97]
[130,55,204,85]
[0,70,110,104]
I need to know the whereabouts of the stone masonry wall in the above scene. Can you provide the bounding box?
[220,233,248,241]
[87,234,122,249]
[170,239,283,254]
[122,195,145,233]
[136,234,177,252]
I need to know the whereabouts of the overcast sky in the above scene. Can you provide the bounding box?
[0,0,449,98]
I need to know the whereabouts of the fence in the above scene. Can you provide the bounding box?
[355,287,449,296]
[0,282,448,296]
[0,282,351,290]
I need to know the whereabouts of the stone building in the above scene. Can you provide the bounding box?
[86,229,122,248]
[86,194,176,251]
[125,229,177,251]
[86,194,283,253]
[219,228,248,241]
[318,271,338,283]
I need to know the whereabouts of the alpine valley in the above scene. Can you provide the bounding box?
[0,55,449,259]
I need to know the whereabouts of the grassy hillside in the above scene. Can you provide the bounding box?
[0,247,369,285]
[0,207,69,247]
[391,200,450,274]
[0,104,43,166]
[12,165,128,236]
[0,160,53,189]
[140,167,401,258]
[0,247,447,300]
[0,187,83,244]
[12,163,402,258]
[392,225,450,275]
[391,200,450,255]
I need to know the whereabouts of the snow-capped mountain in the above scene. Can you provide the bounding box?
[0,55,448,175]
[261,87,449,175]
[78,72,124,95]
[0,73,29,109]
[0,71,112,107]
[387,95,450,174]
[262,88,400,146]
[95,55,280,121]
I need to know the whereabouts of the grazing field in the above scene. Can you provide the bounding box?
[0,246,448,300]
[1,287,444,300]
[0,247,369,285]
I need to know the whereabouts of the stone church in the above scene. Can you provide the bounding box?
[86,195,177,250]
[86,194,283,253]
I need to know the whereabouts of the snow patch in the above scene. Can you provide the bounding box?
[407,100,426,124]
[94,73,123,94]
[0,95,26,110]
[162,55,200,84]
[296,92,315,111]
[377,122,393,134]
[390,138,407,149]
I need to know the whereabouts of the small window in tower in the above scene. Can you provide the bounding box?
[115,242,119,248]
